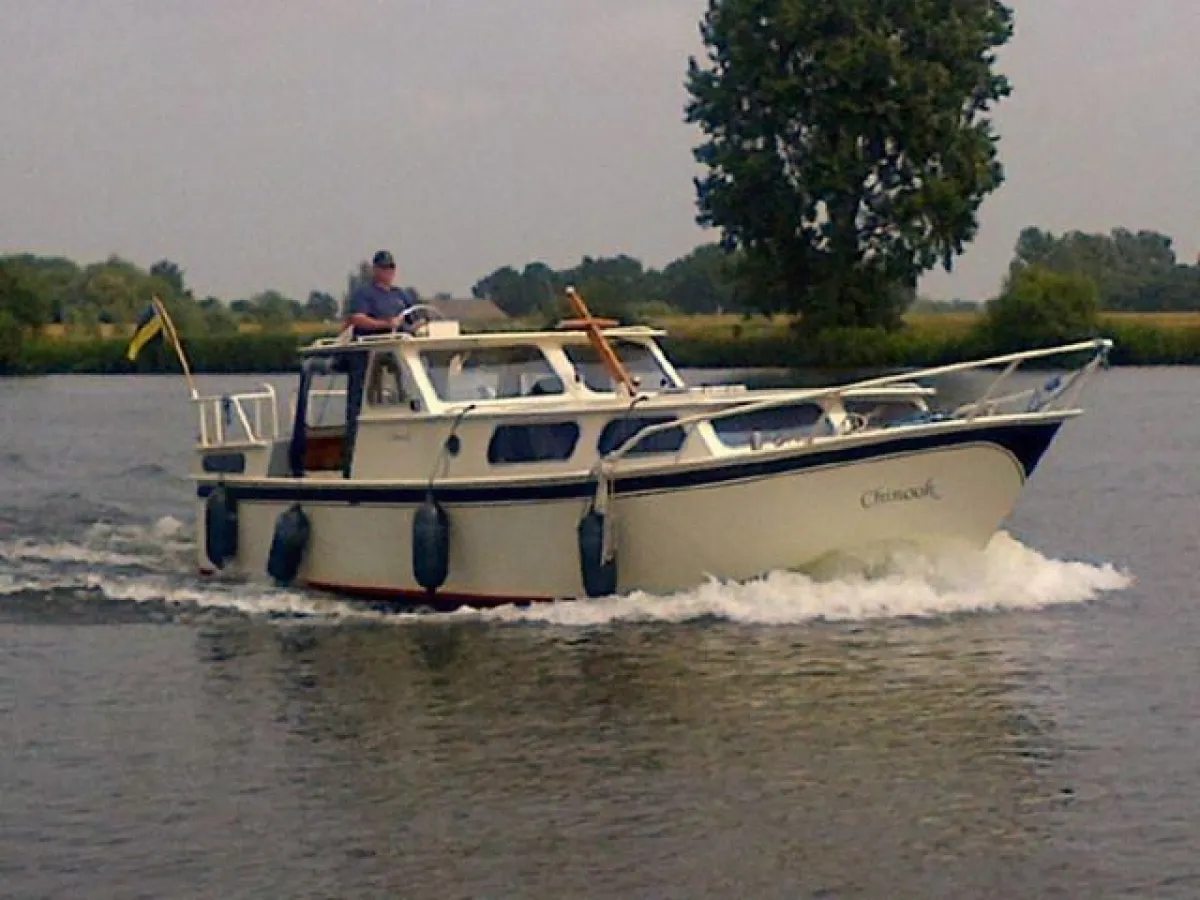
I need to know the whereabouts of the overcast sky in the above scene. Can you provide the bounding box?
[2,0,1197,303]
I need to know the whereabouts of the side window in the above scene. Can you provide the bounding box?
[598,416,686,456]
[488,422,581,464]
[304,372,349,429]
[564,340,677,392]
[843,399,922,426]
[421,346,565,401]
[366,352,418,408]
[711,402,824,447]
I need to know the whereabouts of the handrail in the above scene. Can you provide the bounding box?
[597,338,1113,467]
[192,384,280,448]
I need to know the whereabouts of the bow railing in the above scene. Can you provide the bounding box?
[596,338,1114,468]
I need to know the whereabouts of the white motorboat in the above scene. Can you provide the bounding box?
[189,290,1112,609]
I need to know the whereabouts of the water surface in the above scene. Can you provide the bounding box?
[1,368,1195,898]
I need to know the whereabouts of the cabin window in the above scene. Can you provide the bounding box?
[366,351,419,409]
[302,372,350,429]
[598,416,686,456]
[487,422,580,464]
[420,346,565,402]
[564,340,679,392]
[711,402,825,447]
[844,399,924,426]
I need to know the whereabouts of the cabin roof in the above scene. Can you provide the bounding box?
[428,296,509,322]
[300,324,668,356]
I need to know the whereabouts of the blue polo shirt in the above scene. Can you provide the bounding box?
[347,282,414,333]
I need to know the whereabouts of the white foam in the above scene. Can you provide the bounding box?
[0,523,1132,628]
[470,532,1133,627]
[0,538,148,569]
[89,573,383,621]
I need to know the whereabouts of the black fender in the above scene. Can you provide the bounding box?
[577,507,617,599]
[412,494,450,593]
[267,504,310,586]
[204,484,239,569]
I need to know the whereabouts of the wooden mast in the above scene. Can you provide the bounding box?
[558,286,638,395]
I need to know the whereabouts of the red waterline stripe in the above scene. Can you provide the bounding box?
[197,569,559,608]
[304,579,557,609]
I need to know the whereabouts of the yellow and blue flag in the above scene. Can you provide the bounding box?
[126,302,165,361]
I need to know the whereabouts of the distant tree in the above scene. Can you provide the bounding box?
[0,259,51,331]
[72,257,150,324]
[1009,226,1200,310]
[245,290,301,328]
[469,249,760,319]
[149,259,188,298]
[685,0,1015,331]
[0,260,51,372]
[559,255,650,319]
[983,264,1099,351]
[472,265,549,317]
[0,254,78,323]
[304,290,338,321]
[659,244,741,314]
[198,296,238,333]
[566,255,645,289]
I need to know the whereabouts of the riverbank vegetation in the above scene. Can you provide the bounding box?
[6,229,1200,374]
[8,302,1200,377]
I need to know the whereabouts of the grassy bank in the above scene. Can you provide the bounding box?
[8,312,1200,376]
[656,312,1200,369]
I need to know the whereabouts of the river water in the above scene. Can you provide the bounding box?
[0,368,1195,898]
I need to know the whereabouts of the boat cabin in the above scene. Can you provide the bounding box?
[192,319,936,483]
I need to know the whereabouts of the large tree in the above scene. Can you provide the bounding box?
[685,0,1014,331]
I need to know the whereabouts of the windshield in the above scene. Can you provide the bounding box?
[419,345,565,402]
[563,340,679,393]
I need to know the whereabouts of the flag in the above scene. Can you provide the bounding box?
[126,302,165,361]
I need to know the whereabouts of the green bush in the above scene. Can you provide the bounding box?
[12,332,320,376]
[982,265,1101,352]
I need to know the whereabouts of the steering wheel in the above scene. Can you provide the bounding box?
[402,303,446,323]
[391,303,448,335]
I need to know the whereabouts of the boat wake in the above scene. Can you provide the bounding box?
[477,533,1132,627]
[0,518,1132,627]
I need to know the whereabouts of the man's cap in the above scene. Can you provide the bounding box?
[372,250,395,268]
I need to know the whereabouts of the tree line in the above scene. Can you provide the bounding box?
[470,244,749,320]
[1008,227,1200,312]
[0,253,409,333]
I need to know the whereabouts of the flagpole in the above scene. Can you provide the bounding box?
[152,295,198,399]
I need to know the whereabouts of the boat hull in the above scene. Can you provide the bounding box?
[194,418,1064,608]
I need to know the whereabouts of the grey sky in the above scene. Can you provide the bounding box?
[2,0,1197,304]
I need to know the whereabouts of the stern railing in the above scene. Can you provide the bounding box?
[193,385,281,448]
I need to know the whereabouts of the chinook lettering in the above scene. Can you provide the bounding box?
[860,478,941,510]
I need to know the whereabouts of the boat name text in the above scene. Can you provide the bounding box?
[860,478,941,510]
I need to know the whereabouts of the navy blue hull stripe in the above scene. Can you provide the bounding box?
[196,420,1062,505]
